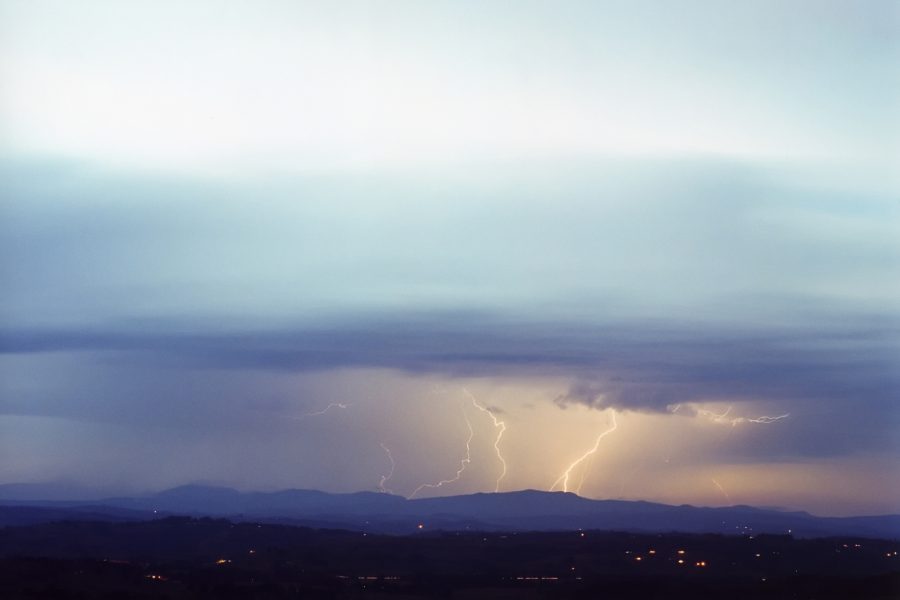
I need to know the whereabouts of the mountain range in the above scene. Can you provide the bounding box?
[2,483,898,539]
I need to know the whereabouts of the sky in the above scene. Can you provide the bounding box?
[1,0,898,516]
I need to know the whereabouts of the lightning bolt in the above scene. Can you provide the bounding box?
[550,409,618,494]
[378,443,396,495]
[672,404,789,427]
[410,405,475,499]
[665,405,786,507]
[463,389,508,493]
[696,405,735,424]
[745,414,790,424]
[711,478,732,504]
[294,402,351,420]
[577,445,600,494]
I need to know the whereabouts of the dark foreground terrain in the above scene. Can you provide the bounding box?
[1,517,898,599]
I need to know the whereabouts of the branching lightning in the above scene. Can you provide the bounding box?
[463,388,508,493]
[671,404,789,427]
[745,414,790,424]
[409,406,475,499]
[294,402,352,420]
[550,409,618,494]
[663,404,787,507]
[378,443,396,495]
[696,405,736,424]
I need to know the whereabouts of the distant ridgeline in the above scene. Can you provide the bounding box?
[1,485,898,539]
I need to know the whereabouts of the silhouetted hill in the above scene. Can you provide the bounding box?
[103,484,408,516]
[2,485,898,539]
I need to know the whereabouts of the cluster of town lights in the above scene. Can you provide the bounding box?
[630,548,707,567]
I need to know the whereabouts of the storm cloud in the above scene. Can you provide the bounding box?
[2,310,897,459]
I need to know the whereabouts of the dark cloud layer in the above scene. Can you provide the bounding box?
[4,311,897,414]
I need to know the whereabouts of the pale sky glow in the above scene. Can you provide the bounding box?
[1,1,898,516]
[2,1,895,173]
